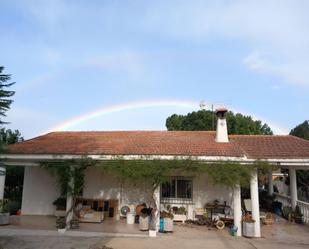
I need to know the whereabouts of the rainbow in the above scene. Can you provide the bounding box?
[47,99,200,132]
[46,99,288,135]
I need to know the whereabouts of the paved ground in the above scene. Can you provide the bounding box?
[1,218,309,249]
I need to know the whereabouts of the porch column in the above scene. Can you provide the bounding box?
[233,185,242,236]
[153,184,160,231]
[66,167,74,228]
[250,169,261,237]
[268,169,273,196]
[0,167,6,200]
[289,168,298,210]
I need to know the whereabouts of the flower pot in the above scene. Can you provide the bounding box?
[242,221,255,237]
[126,212,135,224]
[294,215,303,224]
[139,216,149,231]
[173,214,186,223]
[0,213,10,225]
[163,218,173,232]
[149,229,157,237]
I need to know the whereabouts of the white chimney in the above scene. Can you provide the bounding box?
[215,108,229,143]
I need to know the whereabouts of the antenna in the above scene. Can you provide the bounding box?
[199,101,206,110]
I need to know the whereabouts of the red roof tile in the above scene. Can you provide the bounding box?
[7,131,241,157]
[6,131,309,159]
[230,135,309,159]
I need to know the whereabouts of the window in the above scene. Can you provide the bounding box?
[161,177,193,203]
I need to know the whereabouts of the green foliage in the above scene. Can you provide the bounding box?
[53,197,66,210]
[0,66,15,124]
[41,157,93,198]
[98,159,183,189]
[290,120,309,140]
[290,121,309,202]
[0,200,9,213]
[0,128,23,150]
[166,110,273,135]
[5,200,20,215]
[0,128,24,202]
[98,157,273,189]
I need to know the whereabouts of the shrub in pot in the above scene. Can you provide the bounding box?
[293,206,303,224]
[53,197,66,210]
[139,213,149,231]
[0,199,10,225]
[282,206,292,221]
[6,201,21,215]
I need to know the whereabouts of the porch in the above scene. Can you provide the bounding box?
[4,215,146,236]
[1,214,309,248]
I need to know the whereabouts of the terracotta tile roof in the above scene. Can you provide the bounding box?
[6,131,309,159]
[230,135,309,159]
[7,131,242,157]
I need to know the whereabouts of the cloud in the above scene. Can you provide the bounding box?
[243,50,309,86]
[141,0,309,86]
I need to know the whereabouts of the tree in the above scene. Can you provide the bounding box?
[166,110,273,135]
[0,66,15,124]
[290,120,309,140]
[0,129,24,205]
[290,121,309,202]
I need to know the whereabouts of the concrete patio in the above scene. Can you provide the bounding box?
[3,215,146,237]
[0,215,308,249]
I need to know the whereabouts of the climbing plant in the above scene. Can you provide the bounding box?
[97,157,274,189]
[41,157,94,219]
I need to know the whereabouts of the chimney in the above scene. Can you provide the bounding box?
[215,108,229,143]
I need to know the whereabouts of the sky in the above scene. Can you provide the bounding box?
[1,0,309,139]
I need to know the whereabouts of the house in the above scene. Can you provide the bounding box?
[1,109,309,237]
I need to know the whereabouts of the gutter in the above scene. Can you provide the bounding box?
[1,154,309,168]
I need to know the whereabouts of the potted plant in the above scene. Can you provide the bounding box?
[172,206,187,223]
[53,197,66,217]
[139,212,149,231]
[163,205,174,232]
[0,199,10,225]
[242,214,255,237]
[293,206,303,224]
[282,206,292,221]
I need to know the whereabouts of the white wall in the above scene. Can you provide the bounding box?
[193,174,233,207]
[160,174,233,219]
[22,166,59,215]
[22,166,233,217]
[83,167,151,206]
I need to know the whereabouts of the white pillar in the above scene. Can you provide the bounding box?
[268,169,273,196]
[0,167,6,200]
[66,168,74,228]
[233,185,242,236]
[250,169,261,237]
[289,168,298,210]
[153,184,160,232]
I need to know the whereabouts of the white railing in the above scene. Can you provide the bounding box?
[297,200,309,224]
[274,193,309,224]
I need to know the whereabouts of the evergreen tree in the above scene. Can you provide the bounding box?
[166,110,273,135]
[0,66,15,124]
